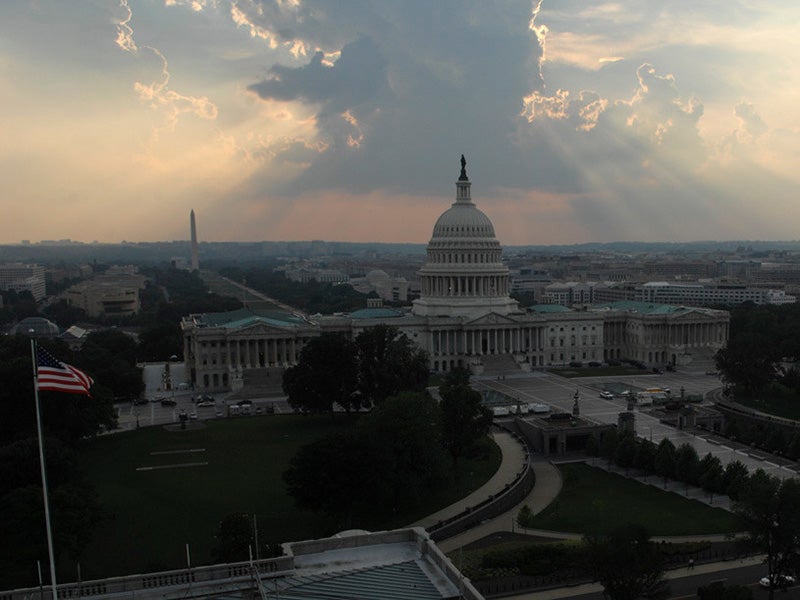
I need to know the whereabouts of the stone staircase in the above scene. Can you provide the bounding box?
[478,353,522,376]
[227,367,286,400]
[679,349,718,373]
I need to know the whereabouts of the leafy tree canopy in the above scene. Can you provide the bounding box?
[582,524,668,600]
[283,333,359,414]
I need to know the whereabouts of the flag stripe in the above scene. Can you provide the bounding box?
[36,346,93,396]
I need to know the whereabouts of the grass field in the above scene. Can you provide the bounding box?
[73,415,501,581]
[734,394,800,420]
[526,463,744,536]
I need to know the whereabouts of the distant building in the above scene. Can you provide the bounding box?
[508,267,552,297]
[0,263,46,301]
[65,269,147,317]
[636,281,795,306]
[350,269,409,302]
[182,158,729,392]
[542,281,599,306]
[284,264,350,284]
[190,209,199,271]
[9,316,59,338]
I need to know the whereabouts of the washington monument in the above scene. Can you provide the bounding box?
[190,209,199,271]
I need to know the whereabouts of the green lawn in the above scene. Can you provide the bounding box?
[526,463,744,536]
[733,393,800,420]
[73,415,500,580]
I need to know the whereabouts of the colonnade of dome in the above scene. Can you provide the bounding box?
[412,156,519,318]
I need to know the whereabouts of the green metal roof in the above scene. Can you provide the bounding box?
[262,560,446,600]
[595,300,695,315]
[527,304,573,313]
[349,308,406,319]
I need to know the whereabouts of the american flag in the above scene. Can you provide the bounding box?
[36,345,93,396]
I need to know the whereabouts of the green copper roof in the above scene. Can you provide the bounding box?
[527,304,573,313]
[596,300,695,315]
[349,308,406,319]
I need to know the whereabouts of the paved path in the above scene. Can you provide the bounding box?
[436,457,565,552]
[500,555,766,600]
[410,430,529,530]
[425,435,564,553]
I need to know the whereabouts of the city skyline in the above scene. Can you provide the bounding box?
[2,1,798,246]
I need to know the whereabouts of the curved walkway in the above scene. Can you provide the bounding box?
[408,429,563,553]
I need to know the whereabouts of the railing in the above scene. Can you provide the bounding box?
[0,556,294,600]
[427,425,535,542]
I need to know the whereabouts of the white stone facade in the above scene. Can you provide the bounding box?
[181,158,730,392]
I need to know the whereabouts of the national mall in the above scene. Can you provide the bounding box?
[181,158,729,393]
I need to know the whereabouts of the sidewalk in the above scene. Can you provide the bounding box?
[408,429,565,552]
[437,457,565,553]
[410,430,528,530]
[498,555,766,600]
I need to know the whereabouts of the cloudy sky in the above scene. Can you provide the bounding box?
[2,1,799,245]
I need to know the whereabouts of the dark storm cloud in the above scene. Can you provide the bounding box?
[241,1,549,198]
[248,36,388,116]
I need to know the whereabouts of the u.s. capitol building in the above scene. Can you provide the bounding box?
[181,158,728,392]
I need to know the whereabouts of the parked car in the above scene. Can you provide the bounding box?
[760,574,795,588]
[599,391,614,399]
[160,398,177,407]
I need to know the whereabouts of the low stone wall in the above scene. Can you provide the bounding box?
[428,426,535,542]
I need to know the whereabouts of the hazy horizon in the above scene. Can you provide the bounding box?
[2,1,798,246]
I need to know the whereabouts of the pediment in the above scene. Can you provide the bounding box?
[666,309,713,322]
[230,322,294,337]
[466,312,519,326]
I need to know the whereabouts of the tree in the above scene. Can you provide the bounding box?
[355,325,429,406]
[284,392,450,523]
[697,581,753,600]
[698,453,726,496]
[0,481,107,588]
[633,439,656,474]
[674,443,701,485]
[283,430,382,525]
[137,322,182,362]
[582,524,668,600]
[282,333,359,414]
[439,379,492,464]
[440,366,471,389]
[653,439,676,486]
[359,392,449,512]
[599,428,619,463]
[78,329,144,401]
[614,432,638,470]
[714,306,782,395]
[585,434,599,457]
[0,336,116,446]
[211,513,254,562]
[734,471,800,600]
[723,460,750,500]
[517,504,533,529]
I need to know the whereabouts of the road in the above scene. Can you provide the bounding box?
[506,559,800,600]
[473,369,798,479]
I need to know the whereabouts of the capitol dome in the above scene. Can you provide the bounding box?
[431,201,496,238]
[412,156,519,318]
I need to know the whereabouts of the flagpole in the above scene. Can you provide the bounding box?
[31,339,59,600]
